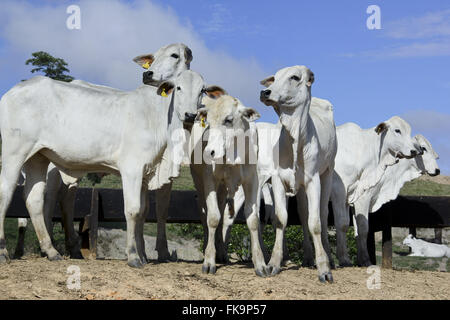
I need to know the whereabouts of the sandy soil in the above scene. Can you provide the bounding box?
[420,175,450,185]
[0,257,448,300]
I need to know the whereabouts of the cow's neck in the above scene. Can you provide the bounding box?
[351,130,399,203]
[277,95,312,175]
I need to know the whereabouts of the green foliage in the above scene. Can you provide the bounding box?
[226,223,359,266]
[26,51,74,82]
[400,179,450,196]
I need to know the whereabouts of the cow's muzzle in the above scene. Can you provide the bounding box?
[143,71,155,85]
[184,112,197,124]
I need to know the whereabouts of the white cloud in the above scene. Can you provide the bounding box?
[385,9,450,39]
[0,0,267,111]
[342,9,450,59]
[402,110,450,174]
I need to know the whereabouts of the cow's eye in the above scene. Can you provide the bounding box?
[290,75,301,81]
[171,53,179,59]
[395,129,402,134]
[177,86,181,91]
[421,147,427,152]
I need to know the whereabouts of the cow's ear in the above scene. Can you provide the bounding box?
[375,122,388,135]
[133,54,154,69]
[306,70,315,87]
[204,85,226,99]
[260,76,274,87]
[195,107,208,122]
[157,81,175,96]
[239,107,260,122]
[184,46,193,65]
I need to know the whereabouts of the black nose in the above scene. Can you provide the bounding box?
[210,150,215,157]
[435,169,440,176]
[260,90,271,100]
[184,112,196,123]
[143,71,154,84]
[410,150,417,157]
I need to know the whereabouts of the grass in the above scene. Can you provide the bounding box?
[400,179,450,196]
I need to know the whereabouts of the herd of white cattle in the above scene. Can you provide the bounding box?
[0,43,442,283]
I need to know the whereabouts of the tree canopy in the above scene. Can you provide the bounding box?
[25,51,74,82]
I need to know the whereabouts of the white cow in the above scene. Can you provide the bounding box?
[260,66,337,282]
[315,117,422,267]
[0,69,210,267]
[190,92,269,276]
[403,234,450,258]
[14,43,193,261]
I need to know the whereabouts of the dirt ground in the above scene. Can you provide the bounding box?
[0,256,448,300]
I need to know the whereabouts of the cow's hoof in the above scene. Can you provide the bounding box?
[0,253,10,264]
[358,260,373,267]
[157,250,177,263]
[13,249,24,259]
[128,258,144,269]
[302,260,316,269]
[267,264,281,276]
[202,264,216,275]
[338,261,353,268]
[319,272,333,283]
[47,253,63,261]
[255,266,271,278]
[70,251,84,260]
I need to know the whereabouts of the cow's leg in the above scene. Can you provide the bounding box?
[242,177,269,277]
[268,175,288,275]
[260,183,273,263]
[305,174,332,283]
[354,201,372,267]
[222,184,243,254]
[332,200,352,267]
[319,170,335,269]
[190,165,208,253]
[215,183,228,263]
[136,183,149,264]
[23,154,62,261]
[155,182,175,262]
[43,166,62,244]
[202,179,220,274]
[14,218,28,259]
[60,182,83,259]
[121,170,146,268]
[296,187,315,268]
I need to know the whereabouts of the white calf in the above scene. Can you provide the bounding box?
[403,235,450,258]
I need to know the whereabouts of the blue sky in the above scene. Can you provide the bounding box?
[0,0,449,173]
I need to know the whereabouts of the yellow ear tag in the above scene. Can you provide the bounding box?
[161,88,168,97]
[142,61,150,69]
[201,117,206,128]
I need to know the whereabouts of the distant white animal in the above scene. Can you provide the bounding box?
[403,234,450,258]
[0,69,207,267]
[260,66,337,282]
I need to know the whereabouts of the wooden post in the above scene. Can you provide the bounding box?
[382,211,392,269]
[434,228,442,244]
[80,188,99,259]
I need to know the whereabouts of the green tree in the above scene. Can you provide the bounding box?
[25,51,74,82]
